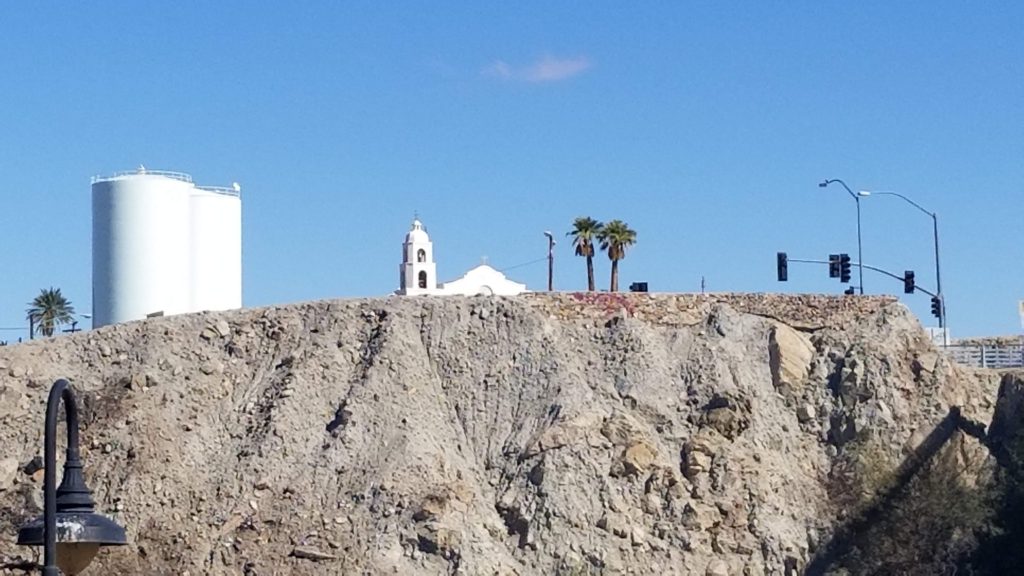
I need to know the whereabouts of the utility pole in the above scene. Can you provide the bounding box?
[544,231,555,291]
[861,191,946,343]
[819,179,865,294]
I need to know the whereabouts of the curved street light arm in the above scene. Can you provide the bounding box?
[863,190,945,331]
[820,179,858,201]
[44,379,80,575]
[820,178,865,294]
[869,191,935,218]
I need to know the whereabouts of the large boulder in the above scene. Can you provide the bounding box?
[769,322,814,392]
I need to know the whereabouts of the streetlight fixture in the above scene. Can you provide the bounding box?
[859,190,946,341]
[62,314,93,335]
[819,179,864,294]
[544,231,556,292]
[17,379,127,575]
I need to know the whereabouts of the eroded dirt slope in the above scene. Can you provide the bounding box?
[0,294,1000,575]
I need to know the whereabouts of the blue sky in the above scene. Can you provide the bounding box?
[1,3,1021,341]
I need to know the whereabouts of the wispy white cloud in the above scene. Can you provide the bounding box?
[523,56,592,82]
[482,55,592,83]
[483,60,514,80]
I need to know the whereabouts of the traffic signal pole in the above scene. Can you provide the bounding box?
[855,262,938,298]
[856,196,864,294]
[932,214,945,331]
[780,256,939,297]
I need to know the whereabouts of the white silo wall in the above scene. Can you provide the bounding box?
[92,174,194,327]
[189,188,242,312]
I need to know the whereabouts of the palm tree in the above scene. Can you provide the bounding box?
[26,287,75,337]
[597,220,637,292]
[567,217,604,291]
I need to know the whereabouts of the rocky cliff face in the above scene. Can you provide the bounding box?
[0,294,1004,575]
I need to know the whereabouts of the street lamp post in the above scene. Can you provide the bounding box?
[544,231,555,292]
[17,379,127,574]
[859,191,945,339]
[819,179,865,294]
[62,314,92,335]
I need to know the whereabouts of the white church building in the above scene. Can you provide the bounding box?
[396,219,528,296]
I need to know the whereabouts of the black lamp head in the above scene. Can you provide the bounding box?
[16,379,128,574]
[18,455,127,549]
[17,512,127,548]
[18,511,126,575]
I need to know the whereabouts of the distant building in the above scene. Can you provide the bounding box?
[440,264,528,296]
[397,219,439,296]
[92,167,242,327]
[396,219,527,296]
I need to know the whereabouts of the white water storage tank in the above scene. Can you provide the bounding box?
[190,185,242,312]
[91,169,242,328]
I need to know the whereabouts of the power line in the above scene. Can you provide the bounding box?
[498,256,548,273]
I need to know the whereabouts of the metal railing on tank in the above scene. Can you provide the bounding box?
[91,169,194,184]
[196,185,241,197]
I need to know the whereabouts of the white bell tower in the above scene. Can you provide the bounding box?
[398,218,438,295]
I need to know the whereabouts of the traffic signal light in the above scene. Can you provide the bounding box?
[903,270,915,294]
[828,254,840,278]
[839,254,851,283]
[777,252,788,282]
[931,295,942,319]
